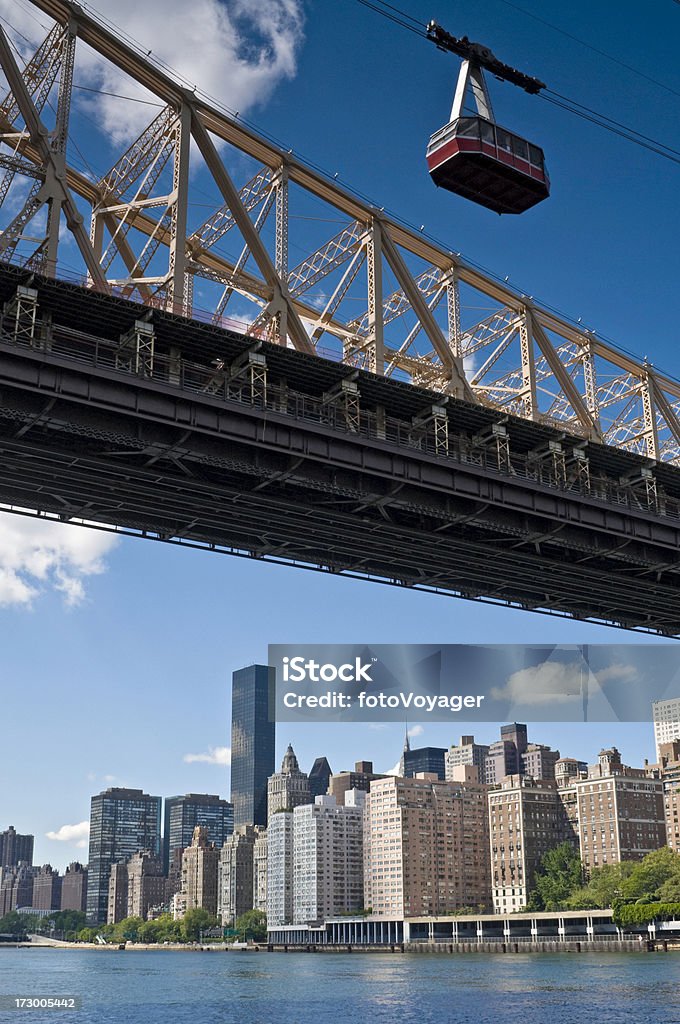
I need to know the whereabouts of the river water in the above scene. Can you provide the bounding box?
[0,948,678,1023]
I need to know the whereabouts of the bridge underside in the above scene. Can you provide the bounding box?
[1,263,680,633]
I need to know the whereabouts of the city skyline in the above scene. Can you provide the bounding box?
[4,698,673,872]
[3,718,679,928]
[2,0,680,878]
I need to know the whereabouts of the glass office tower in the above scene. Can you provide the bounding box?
[230,665,276,828]
[162,794,233,873]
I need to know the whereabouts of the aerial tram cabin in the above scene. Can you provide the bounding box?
[425,23,550,215]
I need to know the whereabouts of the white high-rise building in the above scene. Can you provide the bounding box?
[653,698,680,761]
[293,792,365,926]
[266,810,293,927]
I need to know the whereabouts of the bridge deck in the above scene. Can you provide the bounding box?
[0,262,679,633]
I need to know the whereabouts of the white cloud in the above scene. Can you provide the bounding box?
[0,514,118,607]
[183,745,231,766]
[46,821,90,849]
[595,663,639,685]
[490,659,641,708]
[0,0,306,144]
[491,661,584,706]
[407,724,424,738]
[385,761,402,776]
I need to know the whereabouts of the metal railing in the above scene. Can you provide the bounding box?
[0,308,675,524]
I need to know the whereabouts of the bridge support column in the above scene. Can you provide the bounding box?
[567,446,591,492]
[472,421,510,472]
[412,403,449,456]
[229,349,267,406]
[3,284,39,344]
[620,467,658,512]
[116,319,155,377]
[528,440,566,488]
[322,378,360,432]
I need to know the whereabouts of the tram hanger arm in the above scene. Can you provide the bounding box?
[426,21,546,95]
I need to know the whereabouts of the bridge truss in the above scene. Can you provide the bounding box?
[0,0,677,468]
[0,2,679,634]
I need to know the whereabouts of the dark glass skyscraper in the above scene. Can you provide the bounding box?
[402,746,447,780]
[308,757,332,800]
[230,664,275,828]
[87,787,161,924]
[162,794,233,873]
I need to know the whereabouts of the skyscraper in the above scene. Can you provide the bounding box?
[293,793,365,925]
[126,851,165,920]
[488,774,567,913]
[328,761,385,806]
[522,743,561,781]
[253,828,268,913]
[31,865,62,912]
[364,769,491,918]
[568,748,666,873]
[60,863,87,913]
[485,723,529,783]
[0,865,34,915]
[500,723,528,765]
[266,810,294,927]
[231,664,276,828]
[267,745,311,818]
[163,794,233,873]
[217,825,258,926]
[402,745,447,780]
[180,826,219,917]
[445,736,490,780]
[0,826,34,869]
[87,787,162,924]
[657,740,680,853]
[308,757,332,800]
[653,697,680,761]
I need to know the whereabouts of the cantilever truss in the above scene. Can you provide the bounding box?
[0,0,679,464]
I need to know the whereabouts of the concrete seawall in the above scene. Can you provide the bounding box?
[7,938,678,955]
[269,938,677,954]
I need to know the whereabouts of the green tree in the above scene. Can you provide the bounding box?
[0,911,31,935]
[234,909,267,941]
[112,916,143,943]
[657,877,680,903]
[44,910,87,937]
[620,847,680,902]
[77,927,98,942]
[528,842,583,910]
[563,861,634,910]
[137,920,161,944]
[181,908,217,943]
[153,913,182,943]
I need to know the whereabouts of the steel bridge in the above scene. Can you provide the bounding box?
[0,1,679,632]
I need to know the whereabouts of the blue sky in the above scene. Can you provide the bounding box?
[0,0,679,868]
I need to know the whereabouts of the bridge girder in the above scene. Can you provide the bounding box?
[0,0,677,462]
[1,262,680,633]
